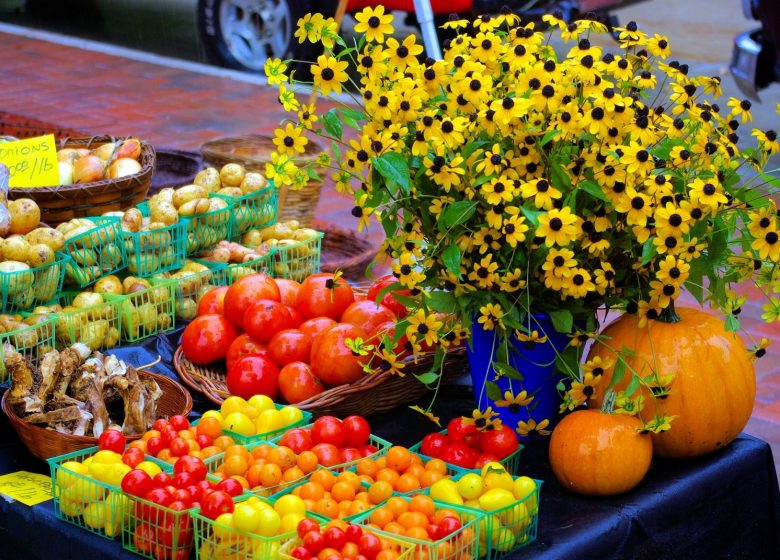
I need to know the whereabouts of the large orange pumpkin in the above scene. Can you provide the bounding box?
[549,409,652,495]
[588,306,755,458]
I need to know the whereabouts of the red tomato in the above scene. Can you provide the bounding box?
[345,524,363,543]
[145,487,173,509]
[299,316,337,339]
[286,305,303,328]
[197,286,229,316]
[367,321,408,358]
[171,489,192,506]
[340,300,396,335]
[174,455,207,482]
[341,416,370,448]
[153,472,172,487]
[152,418,169,432]
[181,315,238,365]
[275,278,301,306]
[268,329,312,367]
[216,478,244,497]
[122,447,145,468]
[358,533,382,559]
[474,453,501,470]
[420,433,449,459]
[133,524,155,554]
[223,274,280,328]
[226,354,280,400]
[478,424,519,460]
[169,415,190,432]
[367,275,411,317]
[359,444,378,457]
[196,434,213,449]
[146,436,164,457]
[122,469,154,497]
[323,527,347,551]
[311,443,342,467]
[172,471,196,489]
[340,448,362,464]
[244,299,294,342]
[310,324,370,386]
[443,443,478,469]
[298,518,320,539]
[296,273,355,320]
[98,429,126,453]
[447,417,480,448]
[225,334,268,371]
[437,516,462,539]
[279,427,313,453]
[311,416,344,447]
[169,437,189,457]
[290,547,313,560]
[278,362,325,404]
[303,531,325,554]
[201,490,235,520]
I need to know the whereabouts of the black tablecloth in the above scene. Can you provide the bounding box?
[1,331,779,560]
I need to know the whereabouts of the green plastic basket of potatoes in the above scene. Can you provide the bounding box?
[111,276,177,343]
[36,290,123,352]
[151,260,227,321]
[240,221,323,282]
[0,314,56,383]
[59,217,128,288]
[0,251,69,313]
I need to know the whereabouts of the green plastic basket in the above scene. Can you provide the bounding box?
[111,277,176,343]
[53,291,123,351]
[215,249,277,284]
[352,498,483,560]
[214,184,278,237]
[123,217,188,277]
[0,252,68,313]
[271,232,323,282]
[184,199,234,256]
[61,217,128,287]
[279,522,416,559]
[47,446,131,540]
[0,315,56,383]
[122,488,200,559]
[361,449,468,498]
[409,429,524,475]
[195,403,312,447]
[160,260,227,321]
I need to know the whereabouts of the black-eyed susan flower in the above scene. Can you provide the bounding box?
[647,33,671,58]
[750,338,770,361]
[272,123,308,156]
[499,269,526,292]
[568,372,601,405]
[264,58,288,85]
[727,97,753,123]
[495,390,533,413]
[654,202,691,237]
[468,254,499,289]
[353,5,394,43]
[562,267,596,299]
[515,329,548,349]
[620,142,655,176]
[405,309,443,347]
[688,178,728,212]
[516,417,551,438]
[277,83,300,112]
[752,229,780,261]
[462,407,499,432]
[311,54,349,95]
[472,228,502,254]
[386,35,423,70]
[502,212,529,247]
[520,178,562,210]
[637,299,662,328]
[371,347,406,376]
[753,129,780,155]
[294,12,324,43]
[409,406,441,427]
[537,207,578,246]
[477,302,504,330]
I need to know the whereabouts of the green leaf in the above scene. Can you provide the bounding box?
[342,108,365,121]
[461,140,492,162]
[550,160,572,190]
[426,291,458,313]
[540,129,561,147]
[486,381,503,402]
[441,244,461,276]
[415,371,438,385]
[520,206,543,227]
[322,109,342,140]
[624,373,641,396]
[493,361,524,381]
[607,350,629,389]
[330,141,341,163]
[442,201,477,229]
[549,309,573,334]
[554,347,579,377]
[306,166,322,181]
[724,314,740,332]
[685,257,705,303]
[641,238,657,266]
[578,180,608,202]
[372,152,411,193]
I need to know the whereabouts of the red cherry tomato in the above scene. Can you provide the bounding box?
[201,490,235,520]
[311,416,344,447]
[172,471,196,489]
[133,524,155,554]
[226,354,280,400]
[122,447,145,468]
[299,317,337,339]
[443,443,478,469]
[278,362,325,404]
[311,443,342,467]
[161,428,178,447]
[198,286,229,316]
[169,437,189,457]
[290,547,313,560]
[358,533,382,559]
[303,531,325,554]
[286,305,303,328]
[169,415,190,432]
[437,516,462,539]
[297,518,320,539]
[153,472,172,487]
[225,334,268,371]
[146,436,164,457]
[474,453,501,470]
[420,433,449,459]
[478,423,519,460]
[145,487,173,508]
[367,321,408,358]
[243,299,294,342]
[340,448,362,464]
[181,314,239,365]
[267,329,312,367]
[98,429,126,453]
[296,273,355,321]
[170,489,192,506]
[223,274,280,329]
[366,275,411,317]
[310,324,370,386]
[359,444,378,457]
[152,418,169,432]
[341,416,370,448]
[340,301,396,336]
[323,527,347,551]
[279,427,313,453]
[173,455,208,482]
[345,524,363,543]
[216,478,244,497]
[275,278,301,306]
[196,434,213,449]
[122,469,154,497]
[447,417,480,448]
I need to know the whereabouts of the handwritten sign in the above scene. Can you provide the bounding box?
[0,471,53,506]
[0,134,59,188]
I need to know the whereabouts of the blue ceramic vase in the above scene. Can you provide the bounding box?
[467,313,570,438]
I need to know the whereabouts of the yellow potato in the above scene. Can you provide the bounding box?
[94,275,124,296]
[219,163,245,187]
[2,236,31,262]
[148,200,178,226]
[194,167,221,193]
[172,185,208,209]
[27,244,55,268]
[120,208,143,233]
[8,199,41,235]
[25,227,65,251]
[240,172,267,194]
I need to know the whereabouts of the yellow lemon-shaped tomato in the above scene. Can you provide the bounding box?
[501,502,530,536]
[58,498,83,517]
[201,409,224,424]
[482,469,514,493]
[256,507,282,537]
[274,494,306,518]
[464,499,481,509]
[93,463,131,486]
[221,396,249,416]
[135,461,163,477]
[213,513,235,540]
[429,478,463,505]
[92,450,123,464]
[247,394,275,413]
[478,488,516,512]
[495,527,516,552]
[222,412,256,436]
[512,476,538,513]
[233,503,262,533]
[278,406,303,427]
[255,409,284,435]
[71,478,105,503]
[456,473,484,500]
[253,540,280,558]
[279,513,304,535]
[83,501,106,530]
[480,462,506,478]
[56,461,87,488]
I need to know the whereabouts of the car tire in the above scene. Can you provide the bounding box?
[197,0,316,73]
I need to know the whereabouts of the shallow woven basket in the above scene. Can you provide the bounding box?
[1,370,192,460]
[200,134,323,227]
[148,148,202,196]
[314,219,379,281]
[174,346,467,417]
[8,135,155,226]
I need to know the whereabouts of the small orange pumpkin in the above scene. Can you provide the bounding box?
[588,306,756,458]
[549,409,652,495]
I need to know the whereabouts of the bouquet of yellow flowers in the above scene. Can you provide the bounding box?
[264,9,780,433]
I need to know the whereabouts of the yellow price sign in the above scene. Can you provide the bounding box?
[0,471,53,506]
[0,134,59,188]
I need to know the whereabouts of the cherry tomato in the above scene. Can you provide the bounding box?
[420,433,449,459]
[174,455,207,482]
[153,472,172,487]
[359,444,378,457]
[146,436,164,457]
[340,448,362,464]
[196,480,214,502]
[278,361,325,404]
[286,305,303,328]
[216,478,244,497]
[169,415,190,432]
[311,416,344,447]
[299,316,337,339]
[443,443,478,469]
[275,278,301,306]
[310,324,370,386]
[340,300,396,336]
[358,533,382,559]
[169,438,190,457]
[198,286,229,316]
[226,354,280,400]
[290,547,313,560]
[296,273,355,321]
[311,443,342,467]
[474,453,501,470]
[341,416,370,448]
[223,273,280,328]
[98,429,126,453]
[152,419,169,432]
[244,299,294,342]
[323,527,347,551]
[367,321,408,358]
[170,489,192,507]
[297,517,320,539]
[366,275,411,317]
[447,417,480,448]
[122,447,145,468]
[196,434,213,449]
[478,423,519,460]
[303,531,325,554]
[133,524,155,554]
[437,516,462,539]
[122,469,154,497]
[267,329,312,367]
[172,471,196,489]
[201,490,235,520]
[181,314,238,365]
[225,334,268,371]
[161,427,178,447]
[345,524,363,543]
[279,427,313,453]
[145,487,173,509]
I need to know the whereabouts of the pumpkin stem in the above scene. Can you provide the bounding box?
[657,302,681,324]
[600,390,616,414]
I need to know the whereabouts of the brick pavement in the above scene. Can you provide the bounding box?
[0,30,778,468]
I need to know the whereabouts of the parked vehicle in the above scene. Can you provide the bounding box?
[731,0,780,99]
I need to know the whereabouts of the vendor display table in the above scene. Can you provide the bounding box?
[1,333,779,559]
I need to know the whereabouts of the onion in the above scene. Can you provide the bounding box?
[73,155,105,183]
[91,142,117,161]
[58,161,74,185]
[57,149,80,163]
[116,138,141,160]
[106,158,142,179]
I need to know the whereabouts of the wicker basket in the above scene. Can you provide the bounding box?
[148,148,202,196]
[200,134,323,227]
[8,136,155,226]
[314,219,379,281]
[174,346,468,417]
[1,370,192,460]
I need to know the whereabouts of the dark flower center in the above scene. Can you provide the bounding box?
[631,196,645,210]
[669,267,681,279]
[542,85,555,98]
[321,68,334,80]
[537,180,549,192]
[703,183,716,196]
[572,274,584,285]
[441,121,454,133]
[283,136,294,147]
[662,284,675,296]
[549,218,563,231]
[636,150,649,162]
[669,214,682,227]
[502,97,514,109]
[368,15,381,28]
[397,46,409,58]
[591,107,605,120]
[766,231,779,245]
[351,206,362,217]
[553,256,565,267]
